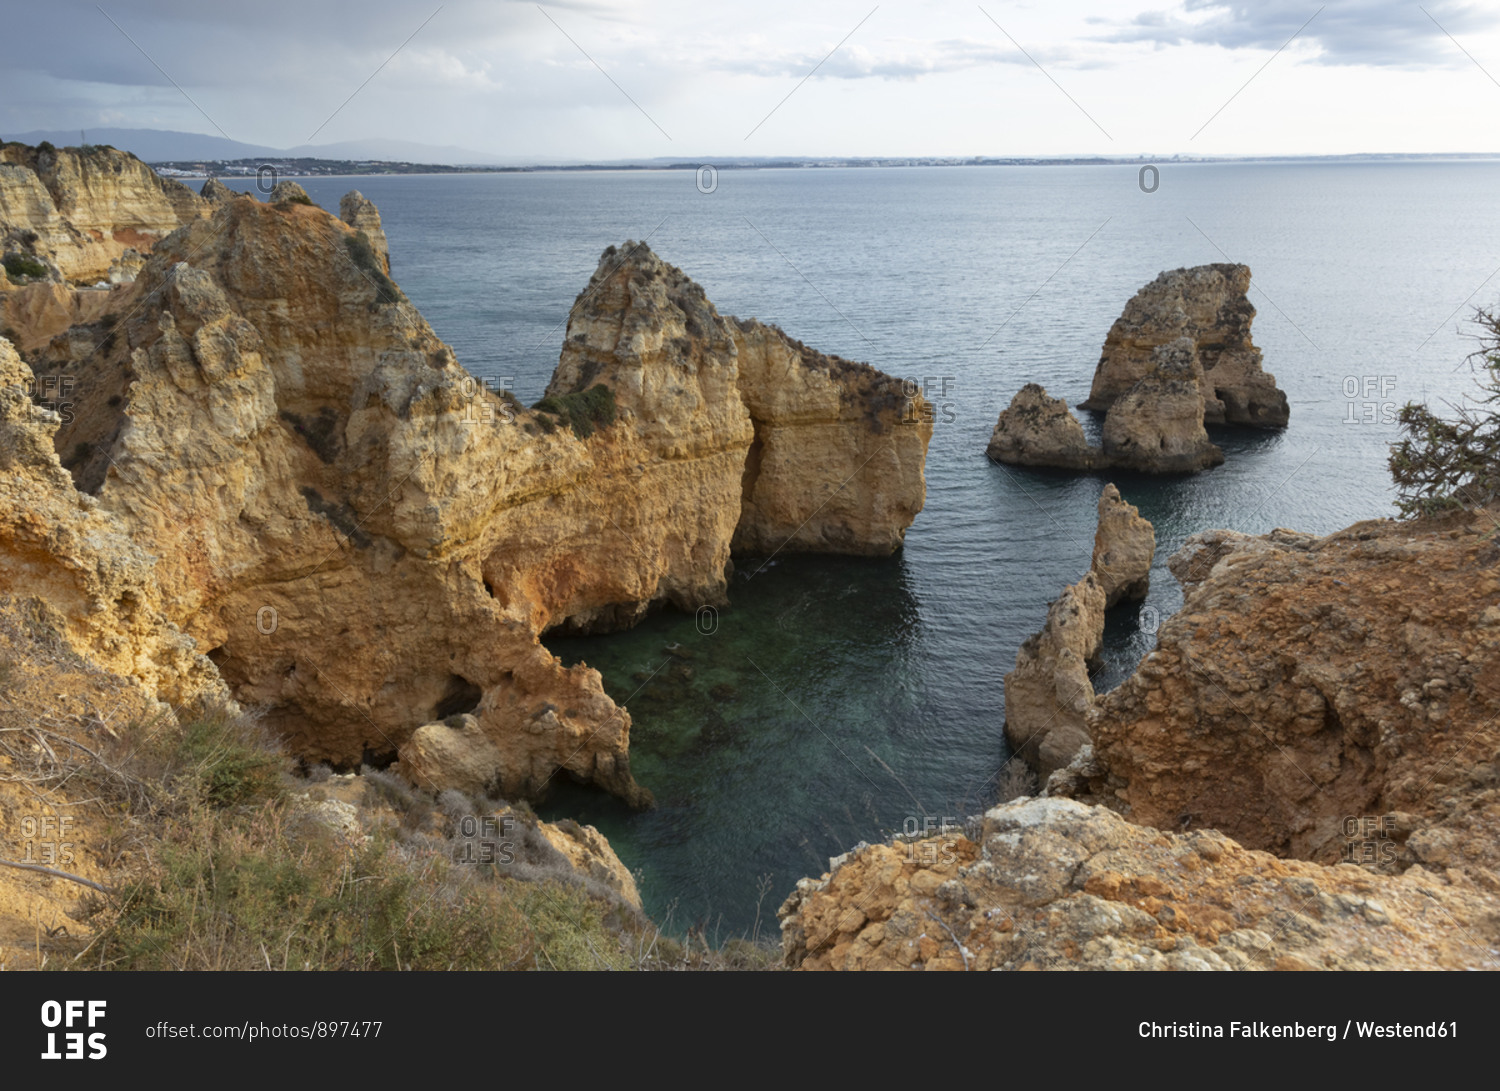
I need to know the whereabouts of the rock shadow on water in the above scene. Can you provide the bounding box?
[539,551,927,935]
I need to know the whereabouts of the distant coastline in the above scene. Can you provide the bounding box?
[148,151,1500,180]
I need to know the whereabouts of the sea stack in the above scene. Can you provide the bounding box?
[1003,482,1156,778]
[985,383,1099,470]
[1082,262,1288,428]
[1099,336,1224,473]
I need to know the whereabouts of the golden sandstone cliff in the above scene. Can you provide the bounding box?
[0,142,207,287]
[1,157,931,815]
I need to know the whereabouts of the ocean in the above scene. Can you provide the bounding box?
[226,161,1500,936]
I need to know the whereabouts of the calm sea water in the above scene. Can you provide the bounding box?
[230,162,1500,935]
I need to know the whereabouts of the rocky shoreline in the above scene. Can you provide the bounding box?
[4,143,1496,971]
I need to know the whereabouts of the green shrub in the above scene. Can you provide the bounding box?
[1390,306,1500,516]
[172,709,288,808]
[92,815,635,971]
[4,253,48,281]
[533,384,616,439]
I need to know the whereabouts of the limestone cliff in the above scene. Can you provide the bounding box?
[547,244,931,567]
[0,143,207,285]
[1081,263,1289,428]
[340,191,390,275]
[779,796,1500,970]
[1003,572,1105,780]
[1091,484,1155,607]
[1065,510,1500,879]
[18,205,928,808]
[0,335,224,708]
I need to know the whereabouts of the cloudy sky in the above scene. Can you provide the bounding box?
[4,0,1500,159]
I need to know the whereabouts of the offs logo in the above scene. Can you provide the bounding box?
[40,1000,107,1060]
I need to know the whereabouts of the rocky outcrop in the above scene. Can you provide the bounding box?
[0,143,207,285]
[1081,263,1288,428]
[0,335,225,707]
[200,177,236,203]
[1066,510,1500,879]
[988,339,1222,475]
[1003,573,1105,780]
[731,319,930,554]
[1091,484,1154,607]
[1099,337,1223,473]
[1003,484,1154,778]
[985,384,1097,470]
[268,180,312,205]
[779,796,1500,970]
[538,817,643,911]
[340,190,390,275]
[544,243,931,581]
[18,203,927,808]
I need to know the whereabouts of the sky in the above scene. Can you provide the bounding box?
[3,0,1500,160]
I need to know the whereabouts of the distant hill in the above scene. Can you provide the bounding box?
[2,128,509,166]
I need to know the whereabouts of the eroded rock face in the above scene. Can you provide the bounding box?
[537,817,643,911]
[1100,337,1224,473]
[779,796,1500,970]
[732,319,930,555]
[0,143,207,285]
[1074,511,1500,876]
[0,336,225,707]
[1003,573,1105,780]
[1004,484,1155,778]
[21,208,927,808]
[200,177,235,203]
[1082,263,1288,428]
[339,191,390,275]
[985,383,1098,470]
[989,341,1223,475]
[1091,484,1154,607]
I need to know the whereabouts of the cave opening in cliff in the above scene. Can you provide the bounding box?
[433,674,483,720]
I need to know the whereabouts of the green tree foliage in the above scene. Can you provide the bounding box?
[1389,306,1500,517]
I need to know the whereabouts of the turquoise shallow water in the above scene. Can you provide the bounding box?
[230,162,1500,934]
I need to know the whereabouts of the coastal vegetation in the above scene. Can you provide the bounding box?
[1389,306,1500,516]
[534,383,617,438]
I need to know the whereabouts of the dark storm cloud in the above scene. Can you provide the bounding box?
[1096,0,1500,67]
